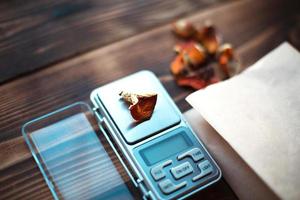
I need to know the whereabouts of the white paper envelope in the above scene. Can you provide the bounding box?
[186,42,300,200]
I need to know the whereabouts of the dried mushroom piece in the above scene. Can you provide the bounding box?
[119,91,138,104]
[172,20,196,38]
[119,91,157,122]
[217,43,239,78]
[176,76,206,90]
[173,42,194,54]
[175,67,219,90]
[170,54,186,76]
[171,42,206,76]
[184,43,206,67]
[196,23,220,54]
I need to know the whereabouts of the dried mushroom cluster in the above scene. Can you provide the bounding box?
[170,20,239,90]
[119,91,157,122]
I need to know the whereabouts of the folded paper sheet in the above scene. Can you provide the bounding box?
[186,42,300,200]
[184,109,279,200]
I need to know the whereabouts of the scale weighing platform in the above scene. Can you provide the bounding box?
[22,70,221,200]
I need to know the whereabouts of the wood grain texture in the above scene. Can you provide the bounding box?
[0,0,299,199]
[0,0,228,83]
[0,0,298,142]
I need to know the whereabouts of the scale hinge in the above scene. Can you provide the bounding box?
[137,178,156,200]
[93,107,104,123]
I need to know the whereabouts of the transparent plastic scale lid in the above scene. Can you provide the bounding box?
[22,102,138,200]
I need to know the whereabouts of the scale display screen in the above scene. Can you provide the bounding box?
[140,133,191,166]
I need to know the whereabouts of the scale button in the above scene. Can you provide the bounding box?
[158,179,187,194]
[151,160,172,181]
[171,161,193,180]
[192,160,213,181]
[178,148,204,162]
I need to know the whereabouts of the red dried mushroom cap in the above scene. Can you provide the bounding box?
[119,91,157,121]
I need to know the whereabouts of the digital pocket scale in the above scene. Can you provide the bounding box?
[22,70,221,200]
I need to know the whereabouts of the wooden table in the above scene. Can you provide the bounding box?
[0,0,299,199]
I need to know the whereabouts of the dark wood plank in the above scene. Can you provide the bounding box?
[0,0,299,199]
[0,0,228,83]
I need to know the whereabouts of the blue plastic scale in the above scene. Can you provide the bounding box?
[22,70,221,200]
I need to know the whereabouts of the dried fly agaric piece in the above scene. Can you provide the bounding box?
[184,43,206,66]
[176,74,219,90]
[170,54,186,76]
[217,43,238,78]
[174,42,206,65]
[196,23,220,54]
[119,91,157,121]
[171,42,206,75]
[172,20,196,38]
[176,76,206,90]
[173,42,194,54]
